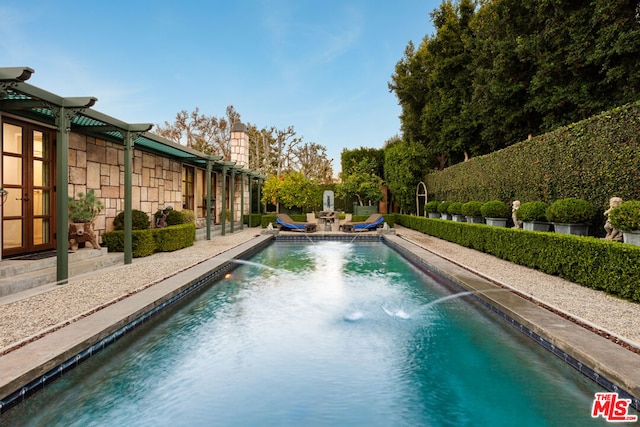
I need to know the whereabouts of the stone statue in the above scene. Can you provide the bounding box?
[68,222,100,251]
[604,196,623,241]
[511,200,522,229]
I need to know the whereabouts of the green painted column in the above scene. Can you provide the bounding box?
[123,131,133,264]
[221,165,227,236]
[230,169,235,233]
[248,175,253,228]
[55,107,70,284]
[206,160,212,240]
[239,173,245,231]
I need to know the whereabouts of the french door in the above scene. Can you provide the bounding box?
[2,120,56,256]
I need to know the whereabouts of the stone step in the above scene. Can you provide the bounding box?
[0,248,123,298]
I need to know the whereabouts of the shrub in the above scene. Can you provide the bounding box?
[481,200,509,218]
[101,229,156,257]
[516,201,549,222]
[546,198,595,224]
[425,201,439,213]
[181,209,195,224]
[461,201,483,217]
[112,210,151,230]
[448,202,463,215]
[437,201,452,214]
[609,200,640,232]
[154,224,195,251]
[166,209,185,226]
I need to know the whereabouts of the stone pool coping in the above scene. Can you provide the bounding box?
[1,231,639,412]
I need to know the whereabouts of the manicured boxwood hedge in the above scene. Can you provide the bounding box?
[395,214,640,303]
[102,223,195,258]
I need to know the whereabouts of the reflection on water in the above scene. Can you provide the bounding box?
[1,241,612,426]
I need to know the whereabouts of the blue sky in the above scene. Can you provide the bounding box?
[0,1,439,175]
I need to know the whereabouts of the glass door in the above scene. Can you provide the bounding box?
[2,120,56,256]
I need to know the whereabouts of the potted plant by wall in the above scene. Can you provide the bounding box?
[608,200,640,246]
[481,200,510,227]
[437,201,452,220]
[425,201,440,218]
[516,201,551,232]
[462,201,484,224]
[68,189,104,250]
[448,202,465,222]
[545,197,594,236]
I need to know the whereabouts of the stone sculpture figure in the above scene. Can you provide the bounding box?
[604,196,623,241]
[511,200,522,229]
[68,222,100,251]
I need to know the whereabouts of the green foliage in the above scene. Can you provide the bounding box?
[336,159,384,207]
[341,147,385,178]
[383,139,431,212]
[448,202,463,215]
[166,209,186,226]
[101,224,195,257]
[396,214,640,303]
[516,201,548,222]
[244,214,262,227]
[425,201,439,213]
[546,198,595,224]
[609,200,640,232]
[437,201,451,214]
[181,209,195,224]
[426,101,640,233]
[68,189,104,223]
[461,201,483,217]
[481,200,509,218]
[260,172,321,211]
[112,210,151,230]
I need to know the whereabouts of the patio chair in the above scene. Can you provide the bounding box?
[276,213,317,233]
[338,214,352,231]
[341,214,384,232]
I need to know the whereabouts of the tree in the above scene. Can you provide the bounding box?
[155,106,241,160]
[383,138,430,213]
[337,159,384,206]
[260,171,321,213]
[293,142,334,184]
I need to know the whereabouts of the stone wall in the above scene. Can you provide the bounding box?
[68,132,183,239]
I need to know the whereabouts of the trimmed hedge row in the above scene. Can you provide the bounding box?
[395,214,640,303]
[426,101,640,223]
[102,223,196,258]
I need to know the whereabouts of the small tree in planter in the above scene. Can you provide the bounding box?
[462,201,484,224]
[437,201,452,220]
[448,202,465,222]
[68,189,104,250]
[546,198,594,236]
[609,200,640,245]
[481,200,509,226]
[425,201,440,218]
[516,201,550,232]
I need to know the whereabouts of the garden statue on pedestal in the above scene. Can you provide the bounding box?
[604,196,623,241]
[511,200,522,229]
[68,189,103,251]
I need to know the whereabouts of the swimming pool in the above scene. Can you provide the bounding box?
[0,240,625,425]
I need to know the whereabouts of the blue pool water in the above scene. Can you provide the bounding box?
[1,241,617,425]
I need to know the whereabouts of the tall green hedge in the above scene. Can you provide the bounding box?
[395,214,640,303]
[426,101,640,218]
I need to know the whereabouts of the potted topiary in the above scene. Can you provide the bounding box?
[448,202,465,222]
[546,197,594,236]
[437,201,452,220]
[68,189,104,250]
[462,201,484,224]
[516,201,551,232]
[481,200,510,227]
[608,200,640,245]
[425,201,440,218]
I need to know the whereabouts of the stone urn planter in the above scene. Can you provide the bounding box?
[452,214,466,222]
[428,213,441,219]
[481,200,510,227]
[448,202,464,222]
[68,189,104,251]
[552,223,589,236]
[522,221,551,232]
[485,218,508,227]
[462,201,484,224]
[425,201,440,218]
[437,201,452,220]
[546,198,594,236]
[609,200,640,246]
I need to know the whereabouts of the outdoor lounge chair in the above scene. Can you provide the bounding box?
[276,213,317,232]
[341,213,384,232]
